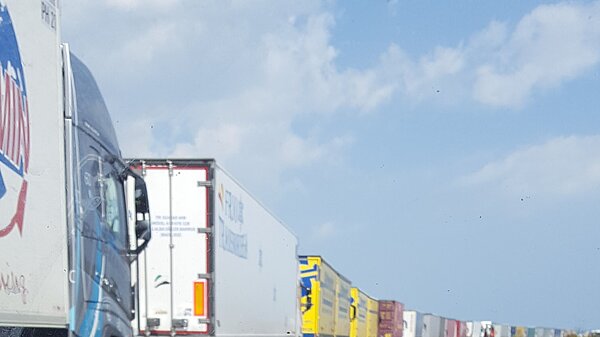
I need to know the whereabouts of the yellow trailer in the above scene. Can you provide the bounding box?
[300,256,352,337]
[512,327,528,337]
[350,288,372,337]
[336,275,352,337]
[366,296,379,337]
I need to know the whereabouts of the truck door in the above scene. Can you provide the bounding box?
[71,133,132,337]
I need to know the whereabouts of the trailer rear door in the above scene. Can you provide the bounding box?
[136,162,211,335]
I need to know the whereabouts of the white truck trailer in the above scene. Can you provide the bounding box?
[493,324,511,337]
[404,311,424,337]
[0,1,151,336]
[422,315,445,337]
[128,159,300,337]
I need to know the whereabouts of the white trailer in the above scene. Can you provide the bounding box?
[423,315,445,337]
[130,159,300,337]
[467,321,495,337]
[0,1,151,336]
[493,324,511,337]
[0,0,67,329]
[404,311,424,337]
[466,322,481,337]
[535,328,544,337]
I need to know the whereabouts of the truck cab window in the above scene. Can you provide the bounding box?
[103,175,120,234]
[101,171,127,247]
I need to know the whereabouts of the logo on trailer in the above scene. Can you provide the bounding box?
[0,3,31,238]
[217,183,247,258]
[217,183,244,226]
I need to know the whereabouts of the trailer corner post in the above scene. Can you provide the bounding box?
[141,160,151,337]
[167,160,176,337]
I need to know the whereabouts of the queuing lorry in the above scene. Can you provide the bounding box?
[445,320,458,337]
[403,311,423,337]
[456,321,467,337]
[467,321,482,337]
[350,288,378,337]
[481,322,495,337]
[446,320,467,337]
[350,288,369,337]
[128,159,300,336]
[493,325,511,337]
[466,321,495,337]
[422,315,444,337]
[365,296,378,337]
[378,301,403,337]
[535,328,545,337]
[511,327,528,337]
[300,255,351,337]
[0,1,151,337]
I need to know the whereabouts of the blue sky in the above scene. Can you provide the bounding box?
[62,0,600,330]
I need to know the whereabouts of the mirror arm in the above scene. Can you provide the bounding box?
[134,239,150,255]
[103,154,132,181]
[120,165,144,182]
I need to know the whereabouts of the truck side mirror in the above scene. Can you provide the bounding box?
[300,282,313,313]
[134,176,149,214]
[135,219,151,241]
[134,175,151,242]
[350,304,357,321]
[127,171,151,257]
[303,295,312,313]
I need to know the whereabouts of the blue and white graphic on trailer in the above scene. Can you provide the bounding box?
[0,1,31,238]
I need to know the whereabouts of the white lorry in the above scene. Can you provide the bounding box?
[127,159,300,337]
[493,324,511,337]
[0,1,151,336]
[404,311,424,337]
[467,321,496,337]
[422,315,445,337]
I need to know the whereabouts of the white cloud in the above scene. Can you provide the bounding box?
[280,134,353,167]
[61,0,389,199]
[473,1,600,107]
[378,1,600,107]
[463,135,600,197]
[259,13,394,113]
[104,0,179,11]
[381,44,466,100]
[60,0,600,200]
[114,22,177,65]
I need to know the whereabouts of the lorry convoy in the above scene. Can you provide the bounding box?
[403,320,575,337]
[0,2,593,337]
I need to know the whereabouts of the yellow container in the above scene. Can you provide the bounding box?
[300,256,352,337]
[350,288,369,337]
[512,327,528,337]
[366,296,379,337]
[336,275,351,337]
